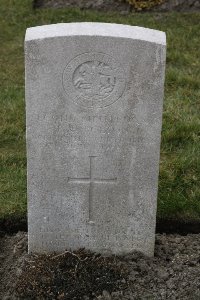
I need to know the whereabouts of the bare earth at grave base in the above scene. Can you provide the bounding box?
[0,232,200,299]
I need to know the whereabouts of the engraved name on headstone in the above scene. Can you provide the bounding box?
[25,23,166,256]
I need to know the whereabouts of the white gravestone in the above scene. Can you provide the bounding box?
[25,23,166,256]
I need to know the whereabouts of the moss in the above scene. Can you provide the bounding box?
[126,0,165,11]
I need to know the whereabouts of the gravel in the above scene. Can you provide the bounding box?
[33,0,200,12]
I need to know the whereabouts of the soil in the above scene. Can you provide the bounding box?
[33,0,200,12]
[0,232,200,299]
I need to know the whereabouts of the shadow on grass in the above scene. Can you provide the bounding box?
[1,216,200,235]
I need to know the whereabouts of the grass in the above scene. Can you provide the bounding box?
[0,0,200,221]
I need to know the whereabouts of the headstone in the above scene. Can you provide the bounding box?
[25,23,166,256]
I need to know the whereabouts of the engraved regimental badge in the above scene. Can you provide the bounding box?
[62,52,126,108]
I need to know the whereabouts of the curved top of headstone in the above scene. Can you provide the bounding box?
[25,22,166,45]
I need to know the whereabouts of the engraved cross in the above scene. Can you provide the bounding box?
[68,156,117,224]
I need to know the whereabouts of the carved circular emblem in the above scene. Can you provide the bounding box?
[62,52,126,108]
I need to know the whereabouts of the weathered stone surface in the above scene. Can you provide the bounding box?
[25,23,166,256]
